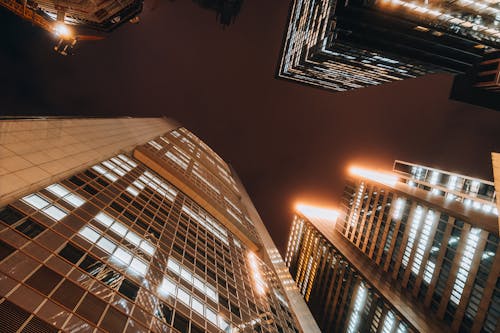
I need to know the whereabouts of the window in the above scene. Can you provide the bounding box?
[22,194,68,221]
[192,297,204,315]
[118,278,139,301]
[100,305,128,332]
[0,207,25,225]
[58,243,85,264]
[46,183,85,207]
[43,206,67,221]
[93,212,156,257]
[173,312,190,333]
[52,279,85,310]
[69,176,85,186]
[178,287,190,305]
[158,277,229,330]
[0,240,16,262]
[16,219,45,238]
[83,185,98,195]
[25,266,63,296]
[167,258,218,302]
[76,293,106,324]
[78,225,150,277]
[158,302,173,324]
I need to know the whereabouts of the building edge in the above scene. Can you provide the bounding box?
[0,117,179,208]
[230,167,321,333]
[492,152,500,235]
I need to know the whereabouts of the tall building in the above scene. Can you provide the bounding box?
[277,0,500,92]
[0,0,143,55]
[285,161,499,332]
[492,153,500,234]
[0,117,319,333]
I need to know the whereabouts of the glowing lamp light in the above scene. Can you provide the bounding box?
[348,166,398,186]
[53,22,72,38]
[295,204,338,222]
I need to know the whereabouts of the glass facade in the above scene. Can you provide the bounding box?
[285,215,415,333]
[0,125,307,333]
[277,0,497,92]
[335,165,499,332]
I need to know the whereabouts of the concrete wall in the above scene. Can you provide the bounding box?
[0,117,178,207]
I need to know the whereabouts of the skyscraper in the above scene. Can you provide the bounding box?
[277,0,500,92]
[285,161,499,332]
[493,153,500,233]
[0,117,319,333]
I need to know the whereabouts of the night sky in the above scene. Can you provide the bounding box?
[1,0,500,255]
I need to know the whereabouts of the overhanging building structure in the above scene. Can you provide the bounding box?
[0,117,319,333]
[277,0,500,92]
[285,161,499,332]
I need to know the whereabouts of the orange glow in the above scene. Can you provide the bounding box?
[53,22,72,39]
[348,166,398,186]
[295,203,339,221]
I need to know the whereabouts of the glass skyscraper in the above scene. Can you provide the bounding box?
[0,117,319,333]
[277,0,500,92]
[285,161,499,332]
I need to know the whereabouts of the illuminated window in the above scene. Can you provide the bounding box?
[450,228,480,305]
[22,194,68,221]
[182,205,228,245]
[193,167,220,194]
[93,212,156,257]
[167,258,218,302]
[137,172,177,202]
[126,186,139,197]
[402,206,423,268]
[166,151,188,170]
[158,276,229,330]
[381,311,395,333]
[92,164,119,182]
[347,283,367,333]
[78,225,149,277]
[148,140,163,150]
[23,194,49,209]
[102,160,126,176]
[411,210,435,275]
[392,198,405,219]
[117,154,137,168]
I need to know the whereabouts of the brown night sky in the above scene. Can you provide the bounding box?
[1,0,499,255]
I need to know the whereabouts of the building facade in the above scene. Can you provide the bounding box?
[285,162,499,332]
[0,117,319,333]
[277,0,500,92]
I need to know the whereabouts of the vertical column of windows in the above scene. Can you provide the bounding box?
[366,191,386,255]
[380,311,395,333]
[346,283,367,333]
[483,278,500,333]
[359,188,377,247]
[430,220,462,312]
[348,182,365,238]
[389,202,411,272]
[411,210,435,276]
[401,205,424,269]
[445,227,481,323]
[461,233,498,331]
